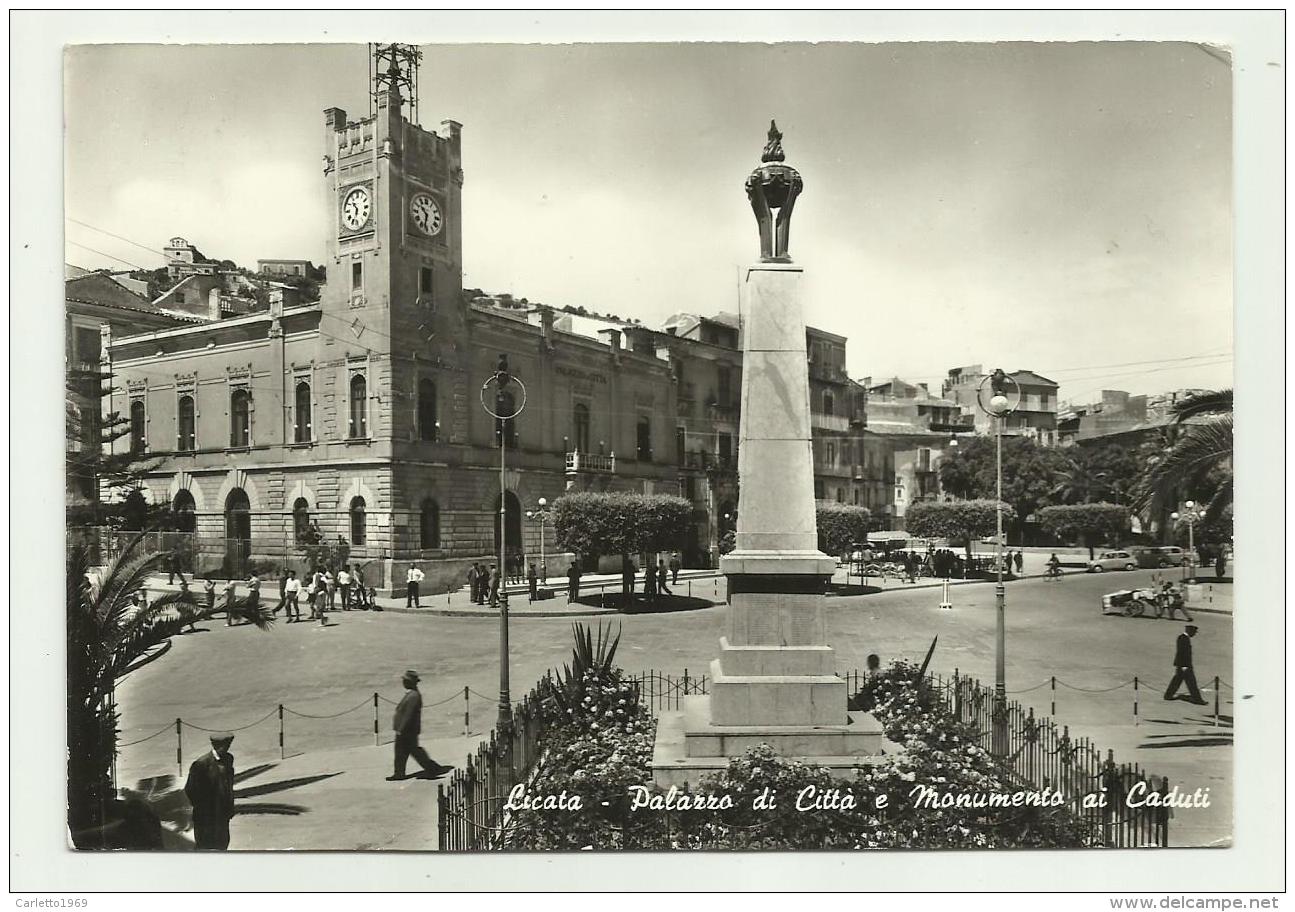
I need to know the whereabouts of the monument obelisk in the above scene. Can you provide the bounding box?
[652,123,895,785]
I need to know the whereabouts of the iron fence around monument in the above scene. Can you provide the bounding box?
[436,666,1170,850]
[924,671,1170,847]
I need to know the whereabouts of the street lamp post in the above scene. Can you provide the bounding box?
[1170,501,1207,582]
[481,355,526,733]
[525,497,552,585]
[976,369,1020,758]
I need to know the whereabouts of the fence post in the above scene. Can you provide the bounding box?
[1050,676,1056,716]
[1133,677,1139,726]
[1213,675,1219,727]
[278,704,285,759]
[175,718,182,776]
[373,692,379,746]
[464,685,470,738]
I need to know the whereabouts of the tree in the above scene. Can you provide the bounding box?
[815,501,871,557]
[1053,443,1140,506]
[905,499,1017,561]
[1036,503,1130,560]
[67,535,274,847]
[66,363,163,529]
[1135,390,1233,522]
[937,435,1070,538]
[553,492,692,594]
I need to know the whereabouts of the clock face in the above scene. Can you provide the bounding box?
[409,192,443,236]
[341,186,371,231]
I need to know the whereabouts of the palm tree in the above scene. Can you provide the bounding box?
[1135,389,1234,519]
[68,534,273,848]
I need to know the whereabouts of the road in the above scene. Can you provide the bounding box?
[115,568,1233,846]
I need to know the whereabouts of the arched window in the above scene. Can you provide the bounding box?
[573,403,590,453]
[420,498,440,549]
[349,374,368,439]
[349,496,366,547]
[293,497,311,543]
[418,378,438,441]
[177,395,196,451]
[823,390,835,416]
[495,390,516,449]
[173,489,196,533]
[129,400,146,454]
[294,381,312,443]
[230,388,251,447]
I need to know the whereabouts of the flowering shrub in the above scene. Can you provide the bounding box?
[508,659,1089,850]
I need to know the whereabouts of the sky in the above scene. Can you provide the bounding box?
[64,41,1233,404]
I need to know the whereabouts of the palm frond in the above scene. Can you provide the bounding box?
[1173,389,1233,422]
[1134,416,1234,511]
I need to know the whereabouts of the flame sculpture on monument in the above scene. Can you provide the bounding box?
[651,124,899,786]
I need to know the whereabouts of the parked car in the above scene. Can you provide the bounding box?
[1151,546,1190,568]
[1087,550,1138,573]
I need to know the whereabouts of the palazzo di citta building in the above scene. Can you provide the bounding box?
[97,46,893,594]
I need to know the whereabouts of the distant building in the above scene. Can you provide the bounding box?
[943,364,1060,445]
[65,270,197,507]
[863,377,974,528]
[257,258,317,279]
[163,237,219,279]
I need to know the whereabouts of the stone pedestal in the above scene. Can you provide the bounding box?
[651,263,899,786]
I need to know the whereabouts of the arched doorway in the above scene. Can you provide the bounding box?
[172,490,196,533]
[492,491,522,566]
[224,488,251,576]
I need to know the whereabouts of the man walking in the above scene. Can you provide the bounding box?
[184,732,237,850]
[168,550,187,587]
[222,580,238,627]
[1014,550,1024,575]
[1163,625,1207,704]
[406,565,424,609]
[283,570,301,622]
[567,561,581,604]
[527,562,538,603]
[386,670,453,781]
[656,559,672,596]
[669,553,681,586]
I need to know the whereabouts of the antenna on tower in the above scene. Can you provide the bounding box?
[369,43,422,123]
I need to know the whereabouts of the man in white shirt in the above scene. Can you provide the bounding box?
[283,570,301,622]
[406,565,425,609]
[338,565,352,610]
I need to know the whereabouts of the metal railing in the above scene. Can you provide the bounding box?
[437,666,1173,850]
[922,671,1170,847]
[564,451,616,474]
[436,676,555,851]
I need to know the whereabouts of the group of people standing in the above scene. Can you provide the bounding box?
[278,563,373,622]
[619,554,683,600]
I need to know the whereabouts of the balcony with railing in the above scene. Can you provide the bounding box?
[565,451,616,475]
[811,412,851,432]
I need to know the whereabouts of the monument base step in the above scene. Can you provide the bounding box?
[650,696,902,789]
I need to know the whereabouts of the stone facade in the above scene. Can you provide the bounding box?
[103,76,676,593]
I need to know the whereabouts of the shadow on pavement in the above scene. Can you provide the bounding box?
[569,593,718,614]
[235,771,343,799]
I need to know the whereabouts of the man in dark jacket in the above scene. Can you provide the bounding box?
[1163,625,1207,704]
[386,670,453,781]
[567,562,581,604]
[184,733,236,849]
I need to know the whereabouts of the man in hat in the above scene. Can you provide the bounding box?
[184,732,236,850]
[1164,625,1207,705]
[386,670,453,781]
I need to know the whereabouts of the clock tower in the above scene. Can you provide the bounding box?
[319,43,465,446]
